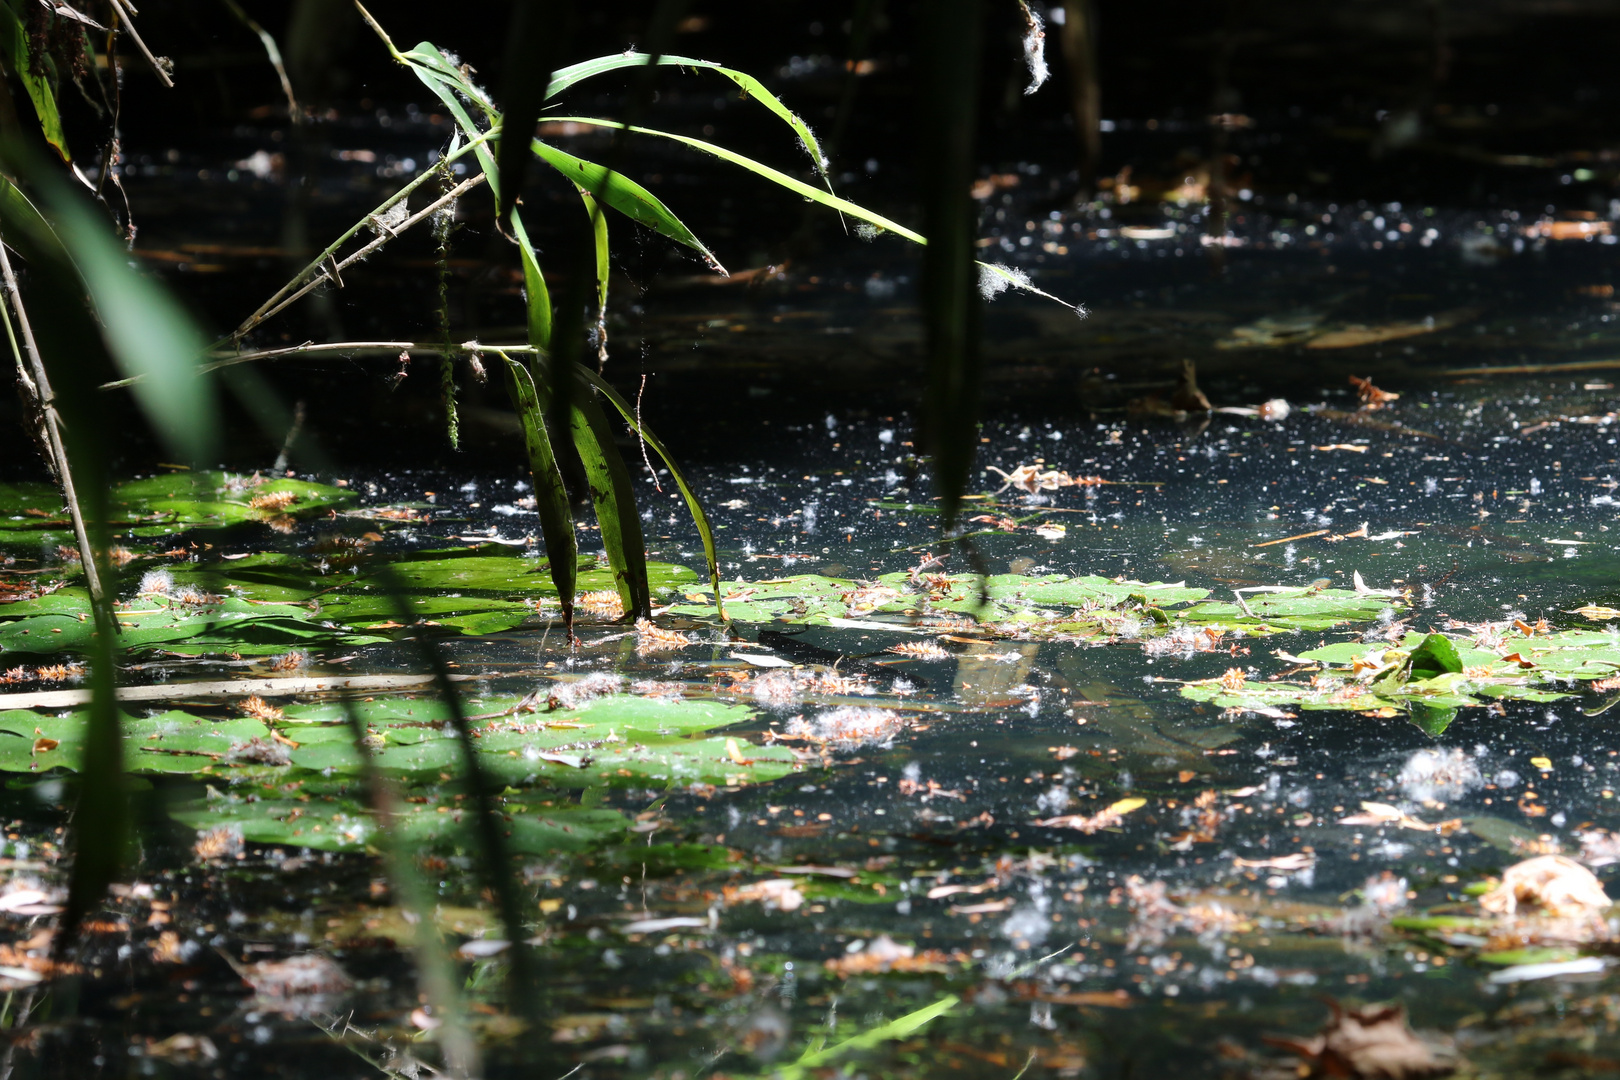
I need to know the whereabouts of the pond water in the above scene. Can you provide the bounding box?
[8,94,1620,1080]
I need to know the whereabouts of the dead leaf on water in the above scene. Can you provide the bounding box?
[1338,801,1439,832]
[1306,308,1478,349]
[1233,852,1315,871]
[1264,1000,1457,1079]
[1480,855,1611,917]
[1035,796,1146,832]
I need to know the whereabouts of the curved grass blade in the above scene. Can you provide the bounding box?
[543,53,831,185]
[546,117,1083,310]
[494,3,573,223]
[0,5,69,160]
[498,354,576,627]
[397,44,555,348]
[518,233,552,349]
[580,189,609,365]
[569,381,651,619]
[35,177,218,464]
[533,139,722,271]
[576,365,724,620]
[547,116,922,241]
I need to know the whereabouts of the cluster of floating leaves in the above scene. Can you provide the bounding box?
[1183,622,1620,732]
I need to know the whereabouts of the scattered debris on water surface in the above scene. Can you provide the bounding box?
[824,934,964,976]
[0,662,83,685]
[635,618,691,654]
[1577,829,1620,867]
[545,671,625,710]
[732,667,873,708]
[226,737,291,767]
[1397,748,1482,805]
[1478,855,1610,918]
[887,640,950,661]
[237,953,353,1015]
[576,589,624,618]
[1124,876,1247,950]
[1264,1000,1458,1080]
[1035,796,1145,832]
[248,490,299,512]
[984,463,1104,494]
[193,825,244,861]
[784,706,908,748]
[268,650,310,674]
[238,695,284,722]
[1338,801,1455,834]
[1350,374,1401,410]
[723,878,804,912]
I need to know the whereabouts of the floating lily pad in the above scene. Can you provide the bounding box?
[1178,624,1620,723]
[0,472,355,554]
[0,692,793,852]
[666,573,1407,642]
[0,548,700,658]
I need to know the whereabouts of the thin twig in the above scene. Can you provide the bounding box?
[219,0,299,121]
[0,232,108,614]
[104,0,173,88]
[635,373,661,491]
[242,173,485,335]
[99,339,542,390]
[227,129,496,343]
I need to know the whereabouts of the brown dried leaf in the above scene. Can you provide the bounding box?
[1480,854,1611,917]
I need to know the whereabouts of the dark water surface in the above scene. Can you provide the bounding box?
[10,81,1620,1080]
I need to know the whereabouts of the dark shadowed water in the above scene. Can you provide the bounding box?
[9,68,1620,1080]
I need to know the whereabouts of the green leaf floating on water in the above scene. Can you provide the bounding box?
[1404,634,1463,681]
[1181,625,1620,721]
[5,694,793,853]
[665,572,1399,638]
[1,549,698,657]
[0,472,355,551]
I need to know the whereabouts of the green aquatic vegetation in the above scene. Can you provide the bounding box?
[0,472,354,555]
[667,572,1404,639]
[0,543,699,657]
[1,693,795,852]
[1179,627,1620,726]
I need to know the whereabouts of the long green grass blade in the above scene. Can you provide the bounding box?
[580,190,609,363]
[0,5,69,160]
[0,156,217,464]
[518,231,552,349]
[773,994,958,1080]
[543,53,831,185]
[401,47,555,348]
[547,116,923,241]
[494,3,572,222]
[533,139,721,270]
[498,355,576,626]
[569,383,651,618]
[545,117,1082,310]
[39,186,218,464]
[577,365,724,620]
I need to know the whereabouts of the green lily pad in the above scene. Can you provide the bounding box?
[1405,634,1463,681]
[1,548,700,658]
